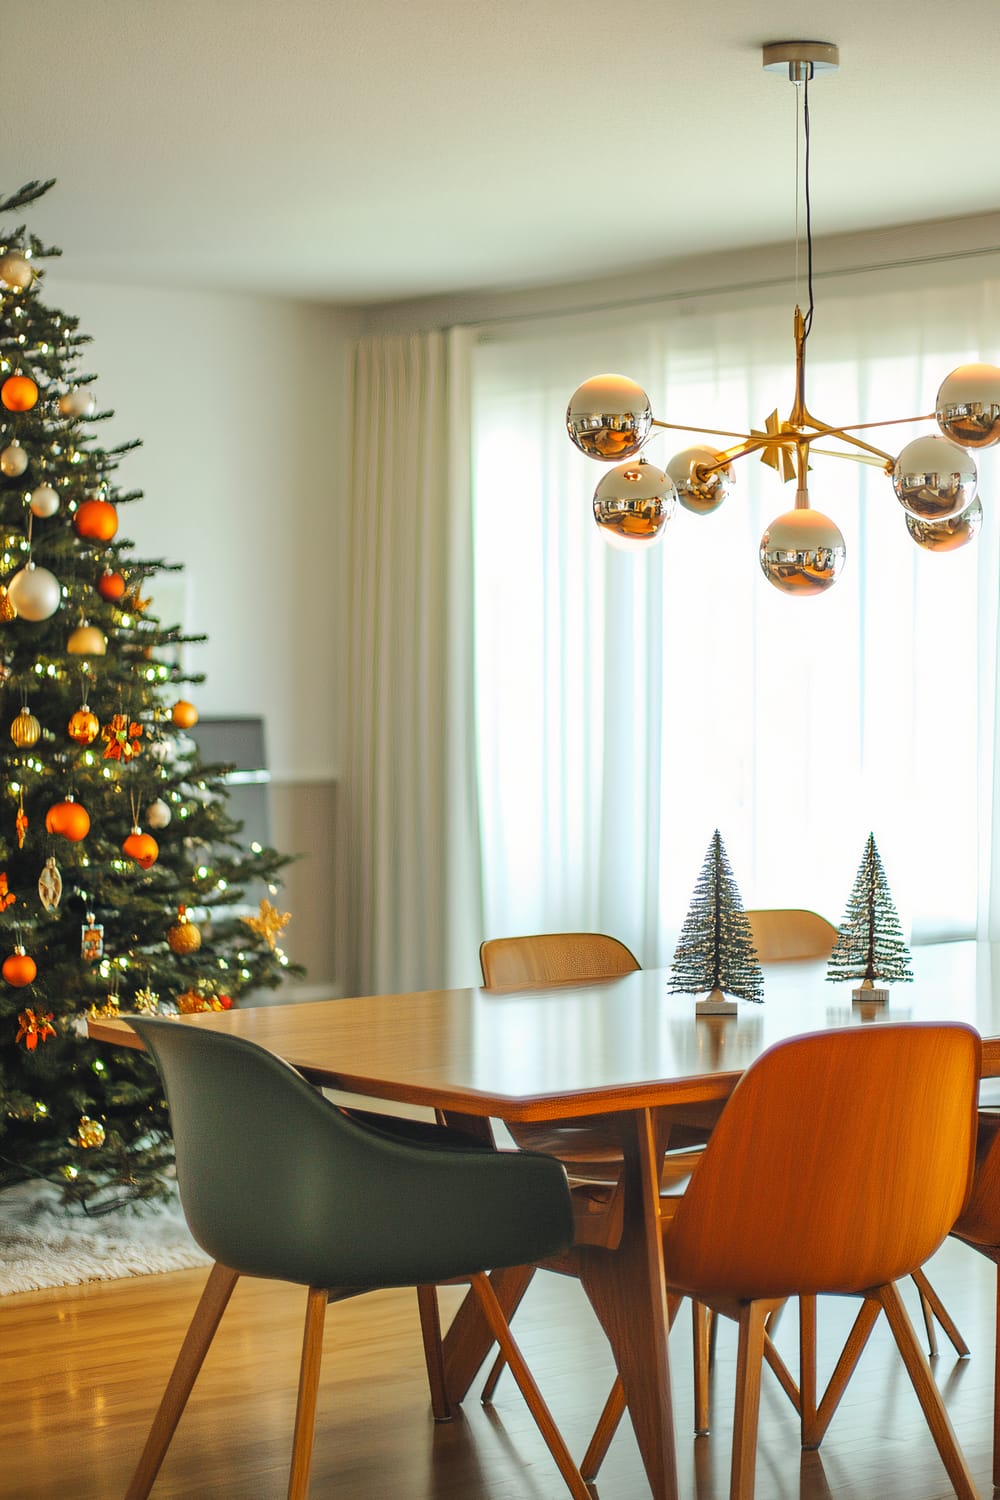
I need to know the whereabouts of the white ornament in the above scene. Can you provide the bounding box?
[8,561,61,620]
[59,387,96,419]
[38,856,63,911]
[146,798,172,829]
[0,252,34,292]
[0,442,28,477]
[29,484,60,518]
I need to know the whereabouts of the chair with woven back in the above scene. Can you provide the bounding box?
[586,1022,982,1500]
[123,1015,591,1500]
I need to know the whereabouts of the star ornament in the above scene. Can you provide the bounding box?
[242,898,290,953]
[751,409,797,483]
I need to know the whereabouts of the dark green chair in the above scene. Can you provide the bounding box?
[125,1016,588,1500]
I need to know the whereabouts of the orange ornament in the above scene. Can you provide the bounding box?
[96,569,126,601]
[4,948,37,987]
[73,498,118,542]
[45,797,91,841]
[1,375,38,412]
[123,827,158,869]
[171,699,199,729]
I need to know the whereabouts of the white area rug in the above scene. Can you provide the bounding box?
[0,1179,210,1295]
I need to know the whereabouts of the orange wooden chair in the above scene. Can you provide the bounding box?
[743,908,838,962]
[586,1023,981,1500]
[950,1109,1000,1488]
[743,907,966,1362]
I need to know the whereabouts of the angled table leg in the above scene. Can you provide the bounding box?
[567,1106,679,1500]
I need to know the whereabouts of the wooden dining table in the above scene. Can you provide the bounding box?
[88,939,1000,1500]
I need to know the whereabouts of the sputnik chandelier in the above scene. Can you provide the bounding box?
[566,42,1000,595]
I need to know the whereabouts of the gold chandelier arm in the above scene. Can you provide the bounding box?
[810,446,892,469]
[649,418,754,444]
[797,413,894,465]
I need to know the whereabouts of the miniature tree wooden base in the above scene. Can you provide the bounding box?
[696,988,738,1015]
[852,977,889,1004]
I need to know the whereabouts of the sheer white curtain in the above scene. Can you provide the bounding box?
[337,328,482,996]
[472,264,1000,965]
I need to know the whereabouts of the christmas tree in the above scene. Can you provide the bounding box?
[0,180,300,1207]
[669,830,763,1010]
[826,832,913,997]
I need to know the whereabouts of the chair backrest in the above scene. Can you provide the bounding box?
[744,908,838,963]
[480,932,640,989]
[665,1022,980,1301]
[131,1016,574,1289]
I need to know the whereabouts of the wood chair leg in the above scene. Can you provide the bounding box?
[480,1266,538,1401]
[804,1297,881,1449]
[416,1284,452,1421]
[877,1280,978,1500]
[730,1300,771,1500]
[798,1295,818,1445]
[125,1262,240,1500]
[469,1272,591,1500]
[693,1299,712,1435]
[911,1266,970,1359]
[287,1287,328,1500]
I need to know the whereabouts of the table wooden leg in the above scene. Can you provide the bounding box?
[569,1106,679,1500]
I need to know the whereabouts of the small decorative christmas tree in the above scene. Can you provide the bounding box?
[826,833,913,1002]
[669,830,763,1013]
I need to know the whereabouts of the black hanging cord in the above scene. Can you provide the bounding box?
[802,69,815,341]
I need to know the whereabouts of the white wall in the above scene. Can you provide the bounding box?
[41,272,363,992]
[43,273,362,778]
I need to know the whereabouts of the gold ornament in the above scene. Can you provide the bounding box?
[67,623,107,657]
[133,985,160,1015]
[122,586,151,615]
[73,1116,106,1150]
[10,706,40,748]
[68,705,100,746]
[242,897,290,952]
[166,904,202,955]
[0,586,15,622]
[88,991,119,1019]
[15,791,27,850]
[38,856,62,911]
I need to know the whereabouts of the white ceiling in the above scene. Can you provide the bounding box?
[4,0,999,307]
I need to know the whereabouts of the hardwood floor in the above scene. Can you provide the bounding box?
[0,1235,996,1499]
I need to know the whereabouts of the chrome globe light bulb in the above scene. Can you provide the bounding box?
[759,507,846,596]
[593,459,677,547]
[906,497,983,553]
[567,374,652,461]
[665,446,734,514]
[935,363,1000,449]
[892,435,977,522]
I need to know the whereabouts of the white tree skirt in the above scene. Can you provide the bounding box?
[0,1180,210,1295]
